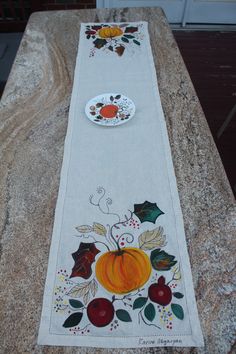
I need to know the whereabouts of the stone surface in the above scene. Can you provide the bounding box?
[0,7,235,354]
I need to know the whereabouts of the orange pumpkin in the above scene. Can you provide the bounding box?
[95,247,151,294]
[98,27,123,39]
[100,104,118,118]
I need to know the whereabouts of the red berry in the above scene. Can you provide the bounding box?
[87,298,114,327]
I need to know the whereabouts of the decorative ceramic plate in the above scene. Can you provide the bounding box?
[85,93,135,126]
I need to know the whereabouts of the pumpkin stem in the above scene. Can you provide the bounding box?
[116,242,122,252]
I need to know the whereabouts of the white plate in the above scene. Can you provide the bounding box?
[85,93,135,126]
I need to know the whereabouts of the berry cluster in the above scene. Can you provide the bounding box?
[158,306,173,330]
[69,326,90,335]
[109,320,119,331]
[128,218,140,229]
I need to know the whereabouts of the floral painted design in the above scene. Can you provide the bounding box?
[85,23,143,57]
[54,187,185,335]
[85,93,135,126]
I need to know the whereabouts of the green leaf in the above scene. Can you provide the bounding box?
[133,39,140,46]
[150,249,177,271]
[133,201,164,224]
[96,102,104,108]
[69,299,84,308]
[121,37,129,43]
[63,312,83,328]
[144,303,156,322]
[133,297,148,310]
[124,34,135,39]
[173,292,184,299]
[116,309,132,322]
[93,38,107,49]
[171,303,184,320]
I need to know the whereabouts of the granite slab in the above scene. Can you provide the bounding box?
[0,7,235,354]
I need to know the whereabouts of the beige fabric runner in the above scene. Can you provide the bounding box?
[38,21,203,348]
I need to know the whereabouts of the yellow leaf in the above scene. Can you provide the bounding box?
[89,279,98,297]
[93,222,107,236]
[75,225,93,233]
[83,291,90,305]
[66,282,90,298]
[139,227,166,250]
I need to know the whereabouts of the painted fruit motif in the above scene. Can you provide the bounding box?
[100,104,119,118]
[148,276,172,306]
[98,27,123,38]
[95,247,151,294]
[87,298,114,327]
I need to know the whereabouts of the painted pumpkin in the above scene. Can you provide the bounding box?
[95,247,151,294]
[100,104,118,118]
[98,27,123,39]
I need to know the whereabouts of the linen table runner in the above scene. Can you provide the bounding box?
[38,22,203,348]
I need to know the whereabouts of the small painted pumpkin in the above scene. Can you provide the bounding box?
[95,247,151,294]
[98,27,123,39]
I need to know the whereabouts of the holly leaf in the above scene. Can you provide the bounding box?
[93,38,107,49]
[63,312,83,328]
[133,297,148,310]
[70,242,100,279]
[75,225,93,233]
[116,309,132,322]
[150,249,177,271]
[115,45,125,56]
[173,292,184,299]
[138,226,166,250]
[171,303,184,320]
[134,201,164,224]
[144,303,156,322]
[93,222,106,236]
[69,299,84,308]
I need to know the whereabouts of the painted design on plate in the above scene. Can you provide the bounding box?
[85,23,144,57]
[54,188,185,335]
[85,94,135,126]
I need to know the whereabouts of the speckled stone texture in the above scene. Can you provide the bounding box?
[0,7,235,354]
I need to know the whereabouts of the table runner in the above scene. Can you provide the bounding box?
[38,22,203,348]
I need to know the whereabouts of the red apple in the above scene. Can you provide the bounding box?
[87,298,114,327]
[148,276,172,306]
